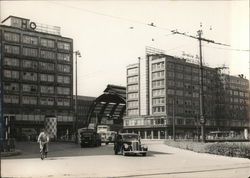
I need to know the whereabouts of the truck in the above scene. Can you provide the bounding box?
[78,128,101,148]
[97,125,117,144]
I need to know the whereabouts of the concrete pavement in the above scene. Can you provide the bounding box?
[1,140,250,178]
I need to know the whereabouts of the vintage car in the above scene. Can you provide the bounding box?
[114,133,148,156]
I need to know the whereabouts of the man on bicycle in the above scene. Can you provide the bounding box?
[37,129,49,158]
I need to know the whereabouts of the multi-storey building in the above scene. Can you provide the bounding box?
[0,16,74,140]
[124,53,250,139]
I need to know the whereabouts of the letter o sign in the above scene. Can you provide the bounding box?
[30,22,37,30]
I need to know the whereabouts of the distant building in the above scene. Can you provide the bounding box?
[73,95,96,128]
[124,53,250,139]
[0,16,74,140]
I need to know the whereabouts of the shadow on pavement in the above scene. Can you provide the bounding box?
[2,141,171,159]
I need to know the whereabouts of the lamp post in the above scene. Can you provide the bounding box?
[73,50,81,140]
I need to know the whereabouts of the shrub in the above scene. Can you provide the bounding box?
[164,140,250,158]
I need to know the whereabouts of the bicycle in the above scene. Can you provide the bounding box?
[40,141,48,160]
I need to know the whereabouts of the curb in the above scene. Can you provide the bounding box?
[1,149,22,157]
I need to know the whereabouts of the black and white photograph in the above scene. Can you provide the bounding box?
[0,0,249,178]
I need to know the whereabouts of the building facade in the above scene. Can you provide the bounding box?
[124,53,250,139]
[0,16,74,140]
[73,95,96,129]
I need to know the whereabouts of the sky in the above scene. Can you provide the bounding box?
[1,1,249,97]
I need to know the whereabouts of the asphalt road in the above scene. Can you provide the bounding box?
[1,140,250,178]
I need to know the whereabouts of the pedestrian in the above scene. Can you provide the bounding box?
[37,129,50,157]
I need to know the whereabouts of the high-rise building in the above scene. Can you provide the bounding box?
[124,53,250,139]
[0,16,74,140]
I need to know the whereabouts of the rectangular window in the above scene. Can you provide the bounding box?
[153,89,165,96]
[152,80,164,88]
[152,71,164,79]
[4,70,19,79]
[40,74,54,82]
[127,101,138,108]
[127,67,138,76]
[127,84,139,92]
[23,47,38,57]
[4,82,19,91]
[152,106,165,113]
[152,98,165,105]
[4,95,19,104]
[127,92,138,99]
[22,96,37,105]
[4,57,19,67]
[22,84,37,93]
[41,38,55,48]
[40,86,54,94]
[22,60,38,69]
[57,64,70,73]
[40,97,54,106]
[58,53,70,61]
[127,109,139,116]
[57,87,70,95]
[127,76,138,83]
[58,41,71,50]
[4,44,20,54]
[22,35,38,45]
[40,50,55,59]
[152,62,164,71]
[22,72,37,81]
[57,75,70,84]
[39,62,54,71]
[4,32,20,42]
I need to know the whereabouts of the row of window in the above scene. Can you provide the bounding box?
[152,71,164,79]
[127,109,139,116]
[152,62,164,71]
[4,46,71,61]
[127,84,139,92]
[127,67,139,76]
[167,71,200,81]
[13,114,73,122]
[4,74,69,85]
[4,59,70,73]
[4,32,71,50]
[127,76,139,83]
[127,92,139,100]
[4,83,71,95]
[4,68,70,81]
[152,80,165,88]
[167,89,199,98]
[4,95,71,106]
[127,101,139,108]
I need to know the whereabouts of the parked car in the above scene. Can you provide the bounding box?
[114,133,148,156]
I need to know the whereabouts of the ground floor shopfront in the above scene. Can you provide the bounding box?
[3,114,74,141]
[123,126,249,140]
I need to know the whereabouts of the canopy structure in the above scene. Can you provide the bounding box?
[87,85,126,126]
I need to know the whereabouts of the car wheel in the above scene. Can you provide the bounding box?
[142,153,147,156]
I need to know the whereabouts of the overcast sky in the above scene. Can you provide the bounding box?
[1,1,249,97]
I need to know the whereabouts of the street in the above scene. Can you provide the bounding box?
[1,140,250,178]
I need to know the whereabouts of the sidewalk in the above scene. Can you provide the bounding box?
[1,149,22,157]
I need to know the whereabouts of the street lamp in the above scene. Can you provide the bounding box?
[73,50,81,139]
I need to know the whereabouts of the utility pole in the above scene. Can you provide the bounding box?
[173,98,176,141]
[197,30,205,142]
[171,25,230,142]
[73,50,81,142]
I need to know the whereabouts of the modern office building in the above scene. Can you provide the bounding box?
[0,16,74,140]
[123,52,250,139]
